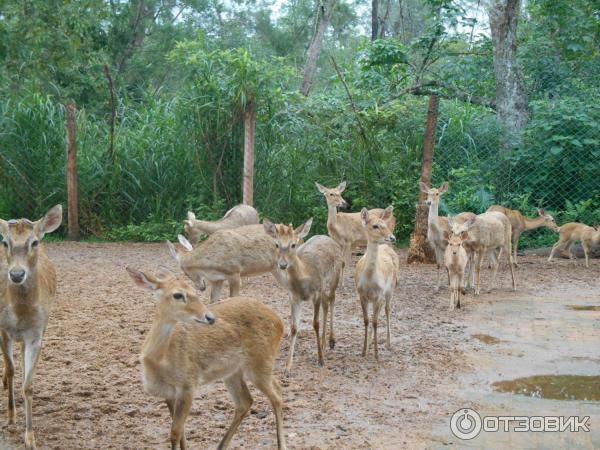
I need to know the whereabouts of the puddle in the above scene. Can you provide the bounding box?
[472,334,502,344]
[567,305,600,311]
[492,375,600,401]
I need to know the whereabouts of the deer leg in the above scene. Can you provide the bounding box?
[312,297,324,366]
[170,390,193,450]
[372,302,382,361]
[474,252,483,296]
[252,376,287,450]
[340,244,352,287]
[385,294,392,351]
[583,242,591,267]
[210,280,225,302]
[548,238,566,262]
[0,332,15,425]
[565,241,575,259]
[360,297,369,357]
[328,293,336,349]
[489,249,500,293]
[435,247,444,291]
[513,231,521,265]
[228,274,241,298]
[218,372,253,450]
[22,337,43,450]
[320,299,329,355]
[285,301,302,373]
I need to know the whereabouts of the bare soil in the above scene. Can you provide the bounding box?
[0,243,598,449]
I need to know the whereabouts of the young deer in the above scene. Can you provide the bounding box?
[184,204,259,245]
[127,268,286,450]
[548,223,600,267]
[315,181,396,285]
[420,182,475,290]
[263,218,342,372]
[168,224,280,302]
[0,205,62,449]
[355,207,399,360]
[487,205,559,264]
[450,212,516,295]
[443,229,469,310]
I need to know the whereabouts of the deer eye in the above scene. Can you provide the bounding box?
[291,243,296,249]
[275,242,280,249]
[173,293,185,302]
[373,225,380,229]
[2,241,7,248]
[31,240,39,248]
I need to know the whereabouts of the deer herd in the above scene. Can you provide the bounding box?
[0,181,597,449]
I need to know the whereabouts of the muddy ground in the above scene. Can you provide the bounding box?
[0,243,598,449]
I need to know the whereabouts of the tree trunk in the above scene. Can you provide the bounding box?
[65,103,79,241]
[407,95,438,264]
[300,0,337,96]
[488,0,529,152]
[371,0,379,41]
[242,102,256,206]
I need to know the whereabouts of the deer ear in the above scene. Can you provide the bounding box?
[166,241,181,263]
[177,235,193,251]
[381,206,393,222]
[36,204,63,237]
[461,231,469,241]
[337,181,346,192]
[361,208,369,226]
[126,267,159,291]
[263,219,277,238]
[419,182,429,193]
[0,219,8,239]
[315,182,326,193]
[443,230,450,241]
[295,218,312,240]
[439,182,449,194]
[187,211,196,221]
[467,216,477,228]
[538,208,545,216]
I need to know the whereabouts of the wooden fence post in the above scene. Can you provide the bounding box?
[65,102,79,240]
[242,101,256,206]
[407,95,439,264]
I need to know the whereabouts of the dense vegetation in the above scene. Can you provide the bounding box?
[0,0,598,246]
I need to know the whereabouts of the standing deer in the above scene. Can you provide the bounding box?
[263,218,342,372]
[548,223,600,267]
[355,207,399,360]
[127,268,286,450]
[184,204,259,245]
[450,212,517,295]
[168,224,281,302]
[420,182,475,290]
[443,229,469,310]
[315,181,396,285]
[487,205,559,264]
[0,205,62,449]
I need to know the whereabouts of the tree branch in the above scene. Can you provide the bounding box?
[401,80,496,110]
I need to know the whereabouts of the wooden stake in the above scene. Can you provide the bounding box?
[242,102,256,206]
[65,103,79,240]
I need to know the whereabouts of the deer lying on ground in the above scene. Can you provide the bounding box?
[168,224,280,302]
[449,211,516,295]
[487,205,559,264]
[548,223,600,267]
[0,205,62,449]
[315,181,396,286]
[127,268,286,450]
[355,207,399,360]
[264,218,342,372]
[420,182,475,290]
[184,204,259,245]
[443,229,469,311]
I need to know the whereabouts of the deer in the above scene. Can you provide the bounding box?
[548,223,600,267]
[184,204,259,245]
[315,181,396,286]
[355,207,399,360]
[167,224,281,302]
[443,228,469,311]
[449,211,516,296]
[263,218,342,372]
[126,268,286,450]
[0,205,62,450]
[419,182,475,290]
[487,205,559,264]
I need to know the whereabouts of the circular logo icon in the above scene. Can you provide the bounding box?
[450,408,482,440]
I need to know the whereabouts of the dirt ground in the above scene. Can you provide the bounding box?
[0,242,598,449]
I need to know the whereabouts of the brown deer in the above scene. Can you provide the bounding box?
[184,204,259,245]
[0,205,62,449]
[355,207,399,360]
[263,218,342,372]
[127,268,286,450]
[548,223,600,267]
[487,205,559,264]
[443,229,469,310]
[315,181,396,285]
[168,224,281,302]
[420,182,475,290]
